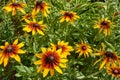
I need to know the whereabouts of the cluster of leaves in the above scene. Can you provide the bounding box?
[0,0,120,80]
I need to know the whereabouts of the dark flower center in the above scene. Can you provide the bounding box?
[33,23,39,28]
[56,45,62,50]
[113,69,119,74]
[46,55,55,63]
[82,46,87,50]
[12,2,19,6]
[104,51,116,59]
[65,12,71,16]
[100,21,110,29]
[36,0,43,8]
[5,45,14,53]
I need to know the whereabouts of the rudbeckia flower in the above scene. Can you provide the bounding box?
[0,39,25,67]
[76,40,92,58]
[23,19,46,35]
[32,0,50,17]
[94,18,112,36]
[34,48,68,77]
[50,41,74,58]
[59,11,80,24]
[94,43,120,70]
[107,64,120,78]
[3,0,27,16]
[21,13,36,21]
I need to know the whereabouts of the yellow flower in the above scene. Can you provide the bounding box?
[59,11,80,24]
[76,40,92,58]
[94,43,120,70]
[3,0,27,16]
[34,48,68,77]
[50,41,74,58]
[0,39,25,67]
[107,63,120,78]
[21,13,36,21]
[23,19,46,35]
[32,0,50,17]
[94,18,112,36]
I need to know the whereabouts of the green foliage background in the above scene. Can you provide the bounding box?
[0,0,120,80]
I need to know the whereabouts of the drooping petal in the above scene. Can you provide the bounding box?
[50,69,54,76]
[55,66,63,74]
[3,56,9,67]
[99,59,107,70]
[17,49,25,54]
[43,68,49,77]
[13,55,21,62]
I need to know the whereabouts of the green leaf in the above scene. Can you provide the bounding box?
[105,41,115,51]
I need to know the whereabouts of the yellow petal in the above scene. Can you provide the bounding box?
[99,59,107,70]
[34,60,42,65]
[14,55,21,62]
[37,29,44,35]
[55,66,63,74]
[18,42,24,48]
[59,63,67,68]
[43,68,49,77]
[0,54,4,64]
[38,21,43,24]
[0,46,5,49]
[3,56,9,67]
[13,39,18,45]
[33,18,36,22]
[5,42,9,46]
[50,69,54,76]
[66,17,70,22]
[12,8,16,15]
[25,19,30,23]
[23,27,31,32]
[60,59,68,63]
[36,54,42,58]
[94,58,102,65]
[32,30,36,35]
[18,8,26,14]
[37,66,43,73]
[59,17,65,23]
[18,49,25,54]
[41,48,46,53]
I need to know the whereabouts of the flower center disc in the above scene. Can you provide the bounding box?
[56,46,62,50]
[82,46,86,50]
[36,1,43,8]
[104,51,116,58]
[12,2,18,6]
[33,23,39,28]
[101,21,109,29]
[113,69,119,74]
[5,45,13,53]
[46,55,55,63]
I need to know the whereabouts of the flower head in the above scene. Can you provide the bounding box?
[23,19,46,35]
[94,43,120,70]
[107,64,120,78]
[94,18,112,36]
[59,11,80,24]
[50,41,73,58]
[3,0,27,15]
[21,13,36,21]
[0,39,25,67]
[76,40,92,58]
[34,48,68,77]
[32,0,50,17]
